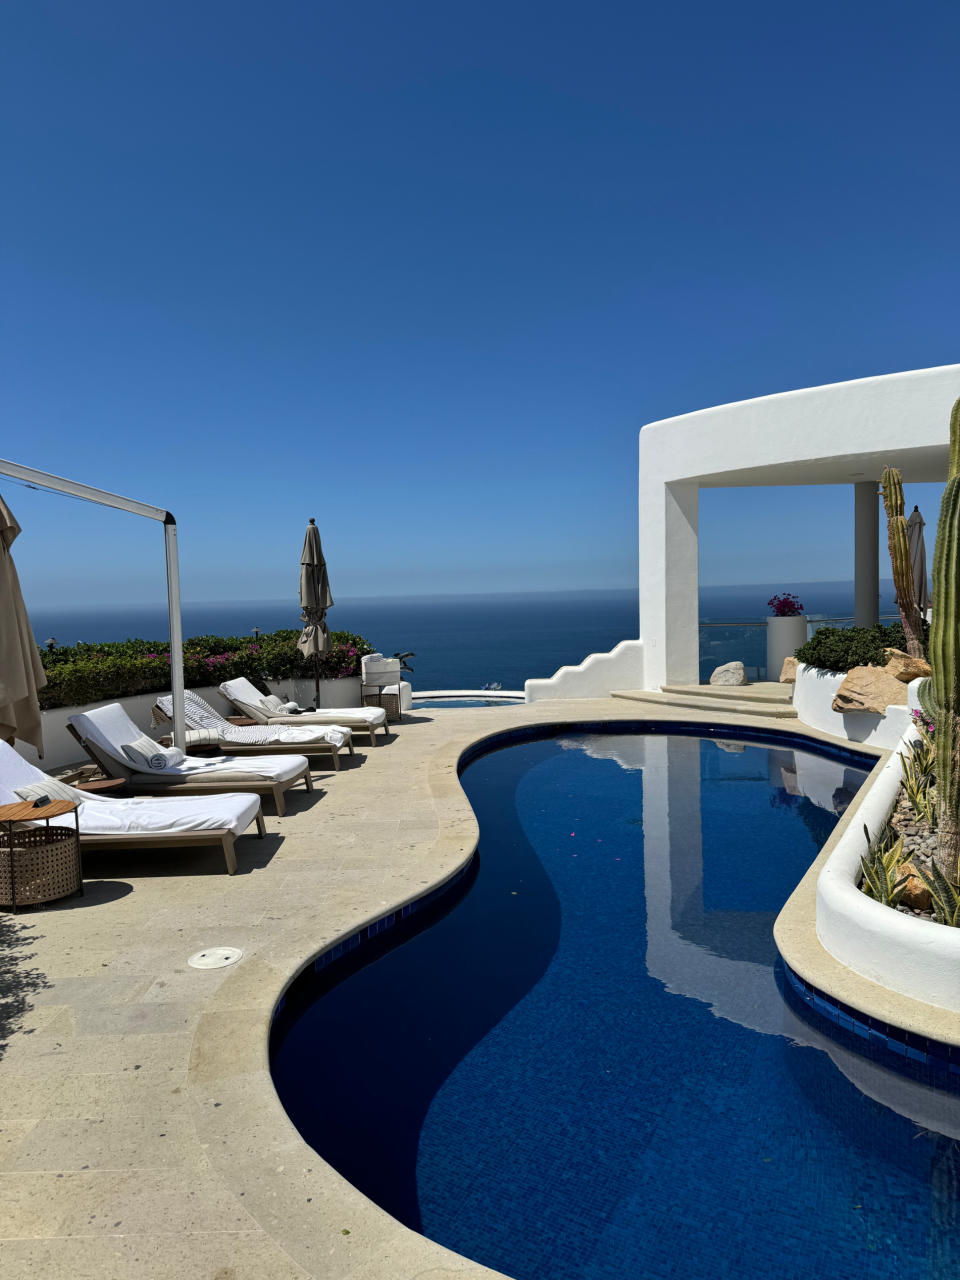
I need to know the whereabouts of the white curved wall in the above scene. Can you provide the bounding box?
[792,662,917,748]
[524,639,643,702]
[816,731,960,1013]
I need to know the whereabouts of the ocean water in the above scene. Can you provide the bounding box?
[28,580,900,691]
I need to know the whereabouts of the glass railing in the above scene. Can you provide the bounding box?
[698,614,900,682]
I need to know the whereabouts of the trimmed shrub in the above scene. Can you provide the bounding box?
[793,623,908,674]
[37,628,375,710]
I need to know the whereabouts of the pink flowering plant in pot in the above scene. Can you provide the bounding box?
[765,593,807,680]
[767,593,804,617]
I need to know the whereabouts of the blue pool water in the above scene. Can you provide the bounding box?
[270,725,960,1280]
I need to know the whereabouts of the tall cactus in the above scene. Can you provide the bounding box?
[918,397,960,882]
[881,466,925,659]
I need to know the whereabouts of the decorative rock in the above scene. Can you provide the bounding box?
[779,656,798,684]
[882,648,932,683]
[898,861,932,912]
[831,665,909,715]
[709,661,747,686]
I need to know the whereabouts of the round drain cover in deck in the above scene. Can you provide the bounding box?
[188,946,244,970]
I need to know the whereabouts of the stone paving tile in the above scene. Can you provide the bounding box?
[0,1231,310,1279]
[8,1110,206,1173]
[71,1000,203,1038]
[0,1167,259,1238]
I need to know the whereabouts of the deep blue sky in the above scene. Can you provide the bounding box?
[2,1,958,608]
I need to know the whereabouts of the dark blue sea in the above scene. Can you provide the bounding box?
[28,580,899,690]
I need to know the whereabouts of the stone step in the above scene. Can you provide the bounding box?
[610,689,799,718]
[660,681,794,705]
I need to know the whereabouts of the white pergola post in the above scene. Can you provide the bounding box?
[854,481,880,628]
[0,459,187,750]
[638,476,700,689]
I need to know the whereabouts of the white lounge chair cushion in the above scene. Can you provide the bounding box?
[154,692,350,749]
[0,744,259,838]
[220,677,385,728]
[69,704,309,782]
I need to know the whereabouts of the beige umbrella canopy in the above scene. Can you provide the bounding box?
[906,506,932,613]
[0,492,47,754]
[297,518,333,701]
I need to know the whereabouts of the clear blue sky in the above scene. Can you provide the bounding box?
[2,1,958,608]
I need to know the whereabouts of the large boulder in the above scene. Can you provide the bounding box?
[882,648,931,683]
[898,861,932,912]
[709,660,747,686]
[831,665,909,714]
[779,656,798,684]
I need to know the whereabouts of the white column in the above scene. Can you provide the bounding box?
[638,476,700,688]
[854,481,879,628]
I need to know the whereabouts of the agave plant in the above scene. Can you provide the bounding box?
[900,736,937,826]
[914,862,960,927]
[860,825,910,907]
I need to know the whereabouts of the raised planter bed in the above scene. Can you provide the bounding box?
[792,662,917,749]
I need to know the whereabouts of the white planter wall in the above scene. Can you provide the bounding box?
[266,676,362,709]
[815,729,960,1013]
[525,639,644,702]
[19,684,234,772]
[792,663,917,749]
[765,615,807,679]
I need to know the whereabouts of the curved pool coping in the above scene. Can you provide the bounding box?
[186,701,960,1280]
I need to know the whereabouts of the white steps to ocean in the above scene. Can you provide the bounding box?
[610,681,798,719]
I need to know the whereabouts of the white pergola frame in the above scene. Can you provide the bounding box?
[0,458,186,749]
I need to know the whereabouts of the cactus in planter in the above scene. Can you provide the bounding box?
[917,397,960,882]
[880,465,925,659]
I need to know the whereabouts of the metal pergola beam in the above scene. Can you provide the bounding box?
[0,458,186,750]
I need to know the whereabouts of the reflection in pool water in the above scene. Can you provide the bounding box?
[271,727,960,1280]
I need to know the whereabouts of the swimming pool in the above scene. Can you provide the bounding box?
[271,723,960,1280]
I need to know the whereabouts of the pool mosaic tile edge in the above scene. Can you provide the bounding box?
[271,859,474,1025]
[784,963,960,1074]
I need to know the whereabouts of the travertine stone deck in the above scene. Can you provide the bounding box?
[0,698,924,1279]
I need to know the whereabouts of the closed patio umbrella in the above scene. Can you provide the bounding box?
[297,518,333,703]
[0,492,47,754]
[906,506,932,613]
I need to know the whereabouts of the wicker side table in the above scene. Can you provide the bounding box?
[0,800,84,912]
[362,688,401,722]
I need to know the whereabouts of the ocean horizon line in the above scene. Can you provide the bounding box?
[25,575,898,615]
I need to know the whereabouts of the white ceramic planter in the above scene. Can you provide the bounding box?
[267,676,362,709]
[765,615,807,680]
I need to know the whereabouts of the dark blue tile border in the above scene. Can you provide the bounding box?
[782,962,960,1079]
[270,857,476,1029]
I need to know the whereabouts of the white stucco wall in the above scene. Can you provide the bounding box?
[638,364,960,689]
[792,663,917,748]
[524,639,644,702]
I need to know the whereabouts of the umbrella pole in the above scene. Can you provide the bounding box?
[164,518,187,751]
[314,652,320,708]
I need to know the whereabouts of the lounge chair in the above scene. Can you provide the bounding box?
[220,676,389,745]
[152,690,354,771]
[0,741,264,874]
[66,703,313,818]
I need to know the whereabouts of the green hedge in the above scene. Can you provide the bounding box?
[793,623,909,674]
[38,629,375,711]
